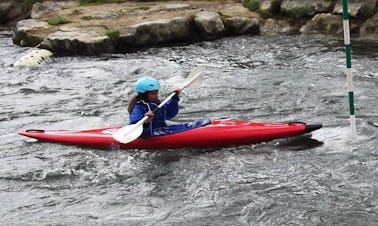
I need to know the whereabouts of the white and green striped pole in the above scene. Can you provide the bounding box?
[342,0,357,137]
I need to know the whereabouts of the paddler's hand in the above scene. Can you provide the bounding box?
[145,110,154,123]
[172,88,181,101]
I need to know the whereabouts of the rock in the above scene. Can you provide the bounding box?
[194,11,226,40]
[0,0,27,26]
[261,18,297,34]
[359,12,378,34]
[219,3,261,18]
[7,0,377,55]
[117,17,194,51]
[334,0,377,19]
[117,26,137,49]
[300,13,362,34]
[132,17,193,46]
[300,13,343,34]
[165,3,190,10]
[281,0,335,18]
[222,16,260,35]
[13,19,56,47]
[0,2,13,23]
[31,2,66,19]
[40,28,114,55]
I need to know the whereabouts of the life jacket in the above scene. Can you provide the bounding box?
[129,99,179,137]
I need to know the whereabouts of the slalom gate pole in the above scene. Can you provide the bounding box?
[342,0,357,137]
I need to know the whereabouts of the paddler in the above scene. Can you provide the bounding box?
[128,77,181,137]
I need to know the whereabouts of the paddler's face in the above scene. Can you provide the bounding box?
[147,90,159,102]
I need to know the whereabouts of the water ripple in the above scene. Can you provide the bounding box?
[1,34,377,225]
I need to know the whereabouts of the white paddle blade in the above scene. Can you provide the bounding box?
[181,65,203,89]
[113,123,144,143]
[187,73,203,88]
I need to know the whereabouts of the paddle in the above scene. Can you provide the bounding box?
[113,66,204,144]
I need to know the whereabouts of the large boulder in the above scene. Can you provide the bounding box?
[13,19,56,47]
[131,17,193,46]
[359,12,378,35]
[117,17,194,51]
[194,11,226,40]
[31,2,70,19]
[0,0,27,26]
[117,26,137,50]
[281,0,335,18]
[261,18,297,34]
[39,27,114,55]
[334,0,377,19]
[300,13,344,34]
[300,12,363,34]
[222,16,260,35]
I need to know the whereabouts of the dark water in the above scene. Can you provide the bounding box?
[0,30,377,225]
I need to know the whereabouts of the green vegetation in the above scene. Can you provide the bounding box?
[105,30,119,43]
[242,0,260,11]
[256,9,273,19]
[22,0,38,8]
[46,17,71,25]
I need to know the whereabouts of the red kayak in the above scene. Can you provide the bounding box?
[18,119,322,150]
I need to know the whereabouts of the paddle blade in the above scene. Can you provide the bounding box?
[187,73,203,88]
[180,65,203,89]
[113,123,144,144]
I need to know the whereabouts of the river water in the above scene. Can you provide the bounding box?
[0,30,377,225]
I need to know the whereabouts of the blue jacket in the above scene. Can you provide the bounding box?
[129,99,179,137]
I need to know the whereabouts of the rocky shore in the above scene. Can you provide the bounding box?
[1,0,378,56]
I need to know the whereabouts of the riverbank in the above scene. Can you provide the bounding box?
[3,0,378,55]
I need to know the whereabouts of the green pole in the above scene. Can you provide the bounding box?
[342,0,357,137]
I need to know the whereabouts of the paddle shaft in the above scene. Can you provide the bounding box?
[142,71,201,122]
[138,91,178,125]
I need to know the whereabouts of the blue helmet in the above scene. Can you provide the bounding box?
[135,77,161,93]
